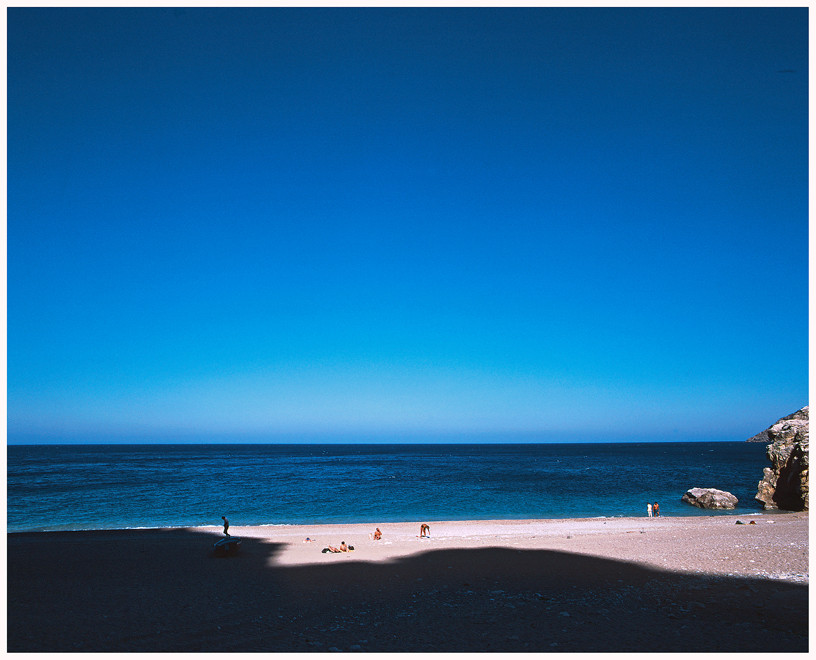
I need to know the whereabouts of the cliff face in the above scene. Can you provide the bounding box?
[753,406,809,511]
[746,407,809,443]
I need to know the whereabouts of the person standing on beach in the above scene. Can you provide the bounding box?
[222,516,230,537]
[420,523,430,537]
[653,502,660,517]
[647,503,653,517]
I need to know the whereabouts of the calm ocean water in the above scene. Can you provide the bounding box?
[7,442,771,533]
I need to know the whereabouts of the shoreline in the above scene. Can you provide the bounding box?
[221,512,809,577]
[8,512,808,652]
[7,506,782,535]
[9,512,808,580]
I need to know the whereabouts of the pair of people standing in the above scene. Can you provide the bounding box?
[646,502,660,517]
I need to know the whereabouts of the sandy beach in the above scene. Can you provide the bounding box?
[7,512,808,652]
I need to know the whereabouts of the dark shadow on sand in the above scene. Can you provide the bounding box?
[7,527,808,652]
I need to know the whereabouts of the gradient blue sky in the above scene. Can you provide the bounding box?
[7,7,809,443]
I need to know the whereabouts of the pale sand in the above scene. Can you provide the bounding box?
[7,512,808,652]
[223,513,809,581]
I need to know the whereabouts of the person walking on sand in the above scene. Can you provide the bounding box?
[420,523,430,538]
[222,515,230,537]
[653,502,660,517]
[647,502,653,517]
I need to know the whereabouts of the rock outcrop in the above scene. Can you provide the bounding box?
[681,488,738,509]
[746,407,809,443]
[753,406,809,511]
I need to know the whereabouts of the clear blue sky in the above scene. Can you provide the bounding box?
[7,7,809,443]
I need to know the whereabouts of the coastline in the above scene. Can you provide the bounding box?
[5,505,774,534]
[198,513,809,579]
[8,513,808,652]
[9,512,807,580]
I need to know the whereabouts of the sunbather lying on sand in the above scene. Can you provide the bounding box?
[323,541,354,553]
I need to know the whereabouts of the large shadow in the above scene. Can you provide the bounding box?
[7,527,808,652]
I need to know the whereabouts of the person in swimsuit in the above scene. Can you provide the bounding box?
[420,523,430,537]
[373,528,382,540]
[222,516,230,537]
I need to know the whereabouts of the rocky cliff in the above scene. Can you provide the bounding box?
[752,406,808,511]
[746,407,809,443]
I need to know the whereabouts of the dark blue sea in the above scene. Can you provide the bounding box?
[7,442,771,533]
